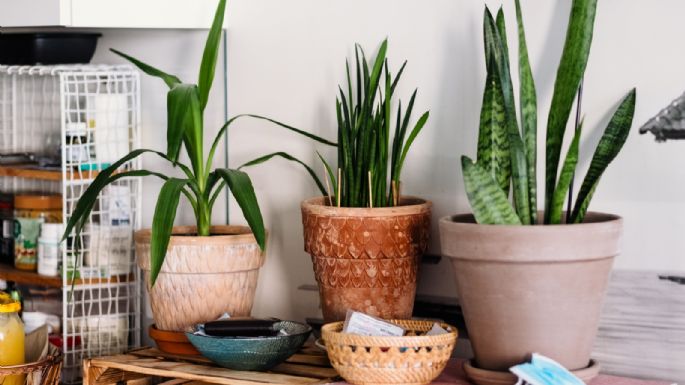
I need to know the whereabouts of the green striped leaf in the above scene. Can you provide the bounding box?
[198,0,226,111]
[462,156,521,225]
[111,49,181,89]
[150,178,189,285]
[515,0,538,224]
[544,0,598,222]
[549,125,582,224]
[571,88,636,223]
[496,8,509,61]
[477,52,510,194]
[215,168,266,250]
[238,151,327,196]
[167,84,202,164]
[484,8,531,224]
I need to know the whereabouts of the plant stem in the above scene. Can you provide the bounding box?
[197,195,211,236]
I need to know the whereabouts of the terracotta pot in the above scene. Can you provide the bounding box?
[301,196,431,323]
[439,212,622,373]
[135,225,265,331]
[148,324,199,355]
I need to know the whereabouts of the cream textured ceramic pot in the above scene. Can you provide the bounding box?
[302,196,431,323]
[135,225,265,331]
[439,212,622,373]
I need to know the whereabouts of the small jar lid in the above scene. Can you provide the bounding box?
[65,122,87,136]
[41,223,64,239]
[15,194,62,210]
[0,293,21,313]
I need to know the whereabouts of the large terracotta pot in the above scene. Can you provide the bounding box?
[439,212,621,373]
[301,196,431,323]
[135,225,265,331]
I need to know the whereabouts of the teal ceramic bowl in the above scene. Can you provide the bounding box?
[186,320,312,371]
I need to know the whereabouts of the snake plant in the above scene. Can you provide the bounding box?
[63,0,333,285]
[463,0,636,225]
[319,40,429,208]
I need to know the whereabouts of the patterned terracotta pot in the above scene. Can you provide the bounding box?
[301,196,431,323]
[440,212,621,374]
[135,225,265,332]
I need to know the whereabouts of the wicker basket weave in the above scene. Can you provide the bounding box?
[0,345,62,385]
[322,320,458,385]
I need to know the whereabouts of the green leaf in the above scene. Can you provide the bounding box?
[111,49,181,88]
[215,169,266,250]
[544,0,598,221]
[396,111,429,180]
[571,88,636,223]
[317,151,337,202]
[484,8,531,224]
[477,53,510,194]
[462,156,521,225]
[167,84,203,163]
[495,8,509,61]
[149,178,189,286]
[549,125,582,224]
[198,0,227,111]
[515,0,538,224]
[238,151,327,196]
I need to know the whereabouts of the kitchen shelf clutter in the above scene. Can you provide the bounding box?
[0,64,142,384]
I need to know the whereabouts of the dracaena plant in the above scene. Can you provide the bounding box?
[63,0,334,285]
[462,0,636,225]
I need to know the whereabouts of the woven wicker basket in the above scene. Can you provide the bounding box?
[0,345,62,385]
[322,320,458,385]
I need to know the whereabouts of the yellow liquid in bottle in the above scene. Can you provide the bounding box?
[0,312,25,385]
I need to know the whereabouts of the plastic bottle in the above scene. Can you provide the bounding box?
[0,292,25,385]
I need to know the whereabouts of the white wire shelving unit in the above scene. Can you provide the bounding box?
[0,64,142,384]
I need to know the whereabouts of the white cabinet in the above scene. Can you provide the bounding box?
[0,0,224,29]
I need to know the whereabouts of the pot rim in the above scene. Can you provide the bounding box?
[440,211,622,231]
[135,225,263,246]
[301,196,431,217]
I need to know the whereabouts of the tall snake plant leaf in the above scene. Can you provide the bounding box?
[549,124,582,224]
[215,169,266,250]
[544,0,598,222]
[462,156,521,225]
[111,49,181,89]
[477,53,510,194]
[167,84,202,164]
[571,88,636,223]
[397,111,430,180]
[495,8,509,61]
[484,8,531,224]
[515,0,538,224]
[198,0,226,111]
[149,178,190,285]
[238,151,327,196]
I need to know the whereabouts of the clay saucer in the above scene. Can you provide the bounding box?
[463,359,600,385]
[149,324,199,355]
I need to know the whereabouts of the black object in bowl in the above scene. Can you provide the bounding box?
[0,33,102,65]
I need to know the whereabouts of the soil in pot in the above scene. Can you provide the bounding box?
[136,225,266,332]
[440,212,621,373]
[302,196,431,322]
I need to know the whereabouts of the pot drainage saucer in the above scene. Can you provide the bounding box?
[463,359,600,385]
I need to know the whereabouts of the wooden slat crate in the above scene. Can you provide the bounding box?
[83,346,339,385]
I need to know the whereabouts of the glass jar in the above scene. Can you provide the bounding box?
[0,293,25,385]
[14,194,62,271]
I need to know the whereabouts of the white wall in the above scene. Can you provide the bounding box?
[94,0,685,323]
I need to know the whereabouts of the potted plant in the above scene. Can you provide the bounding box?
[439,0,636,383]
[298,40,431,323]
[64,0,333,336]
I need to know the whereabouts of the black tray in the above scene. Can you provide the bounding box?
[0,33,101,65]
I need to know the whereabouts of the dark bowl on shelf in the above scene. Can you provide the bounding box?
[0,33,101,65]
[186,320,312,371]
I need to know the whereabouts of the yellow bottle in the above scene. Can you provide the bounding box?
[0,293,25,385]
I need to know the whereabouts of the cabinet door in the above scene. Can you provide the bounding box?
[0,0,71,27]
[69,0,223,28]
[0,0,223,29]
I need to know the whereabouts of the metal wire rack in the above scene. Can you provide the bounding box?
[0,64,142,384]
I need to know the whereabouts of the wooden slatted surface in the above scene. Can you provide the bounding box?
[83,346,338,385]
